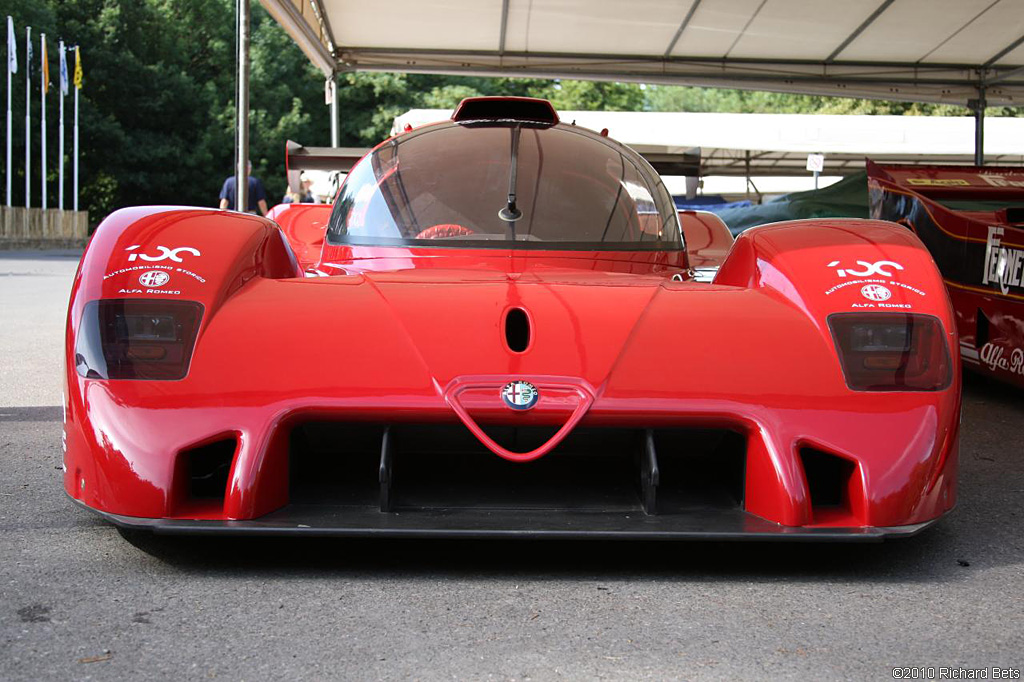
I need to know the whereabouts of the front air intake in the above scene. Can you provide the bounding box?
[172,436,238,516]
[187,439,236,500]
[799,448,862,525]
[288,424,746,516]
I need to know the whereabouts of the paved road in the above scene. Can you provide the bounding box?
[1,251,1021,681]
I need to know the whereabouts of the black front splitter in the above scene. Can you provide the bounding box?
[73,499,938,542]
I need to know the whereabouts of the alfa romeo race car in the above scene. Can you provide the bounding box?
[868,161,1024,389]
[64,98,960,540]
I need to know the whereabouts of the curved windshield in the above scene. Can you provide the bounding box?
[326,123,681,250]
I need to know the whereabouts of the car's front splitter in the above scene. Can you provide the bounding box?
[73,497,940,543]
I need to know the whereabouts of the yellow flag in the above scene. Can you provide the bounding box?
[73,46,82,89]
[41,36,49,91]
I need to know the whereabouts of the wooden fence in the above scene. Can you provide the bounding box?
[0,207,89,248]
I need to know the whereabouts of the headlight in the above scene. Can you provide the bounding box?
[828,313,952,391]
[75,300,204,380]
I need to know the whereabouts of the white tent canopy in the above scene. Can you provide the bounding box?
[261,0,1024,106]
[235,0,1023,209]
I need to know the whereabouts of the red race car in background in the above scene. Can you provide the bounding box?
[868,161,1024,389]
[63,98,960,541]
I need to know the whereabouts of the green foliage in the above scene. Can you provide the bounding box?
[0,0,1017,224]
[643,84,1019,117]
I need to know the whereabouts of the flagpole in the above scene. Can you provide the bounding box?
[73,55,78,212]
[6,17,12,208]
[24,26,30,208]
[58,40,63,210]
[41,34,46,210]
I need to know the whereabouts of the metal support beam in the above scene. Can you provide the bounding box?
[260,0,334,75]
[985,34,1024,68]
[969,88,986,166]
[663,0,702,58]
[235,0,251,212]
[986,64,1024,86]
[745,149,751,201]
[498,0,510,54]
[826,0,895,62]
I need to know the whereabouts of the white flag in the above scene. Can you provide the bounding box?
[6,16,16,74]
[59,41,67,94]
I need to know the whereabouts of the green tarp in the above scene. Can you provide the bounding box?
[716,171,869,235]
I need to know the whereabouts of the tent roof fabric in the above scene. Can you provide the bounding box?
[261,0,1024,105]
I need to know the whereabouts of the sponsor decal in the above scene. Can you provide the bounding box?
[125,245,201,263]
[501,381,539,411]
[982,226,1024,295]
[824,259,926,309]
[118,288,182,295]
[980,342,1024,377]
[824,278,925,308]
[828,259,904,278]
[979,173,1024,189]
[906,178,970,187]
[138,270,170,287]
[861,284,892,301]
[103,264,206,284]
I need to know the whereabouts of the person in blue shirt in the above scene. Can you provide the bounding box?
[218,161,269,215]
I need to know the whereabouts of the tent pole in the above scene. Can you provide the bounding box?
[745,150,751,200]
[970,87,986,167]
[330,75,339,148]
[235,0,251,211]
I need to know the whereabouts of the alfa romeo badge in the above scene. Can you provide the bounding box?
[501,380,539,410]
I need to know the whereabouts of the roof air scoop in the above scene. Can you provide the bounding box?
[451,97,560,127]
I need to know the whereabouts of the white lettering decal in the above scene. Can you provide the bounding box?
[126,245,201,263]
[979,173,1024,188]
[982,226,1024,295]
[980,343,1024,377]
[828,259,904,278]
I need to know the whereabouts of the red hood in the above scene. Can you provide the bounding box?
[358,265,670,391]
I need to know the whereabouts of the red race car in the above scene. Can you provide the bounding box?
[64,98,960,540]
[868,161,1024,389]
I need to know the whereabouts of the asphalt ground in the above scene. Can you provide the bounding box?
[1,251,1022,681]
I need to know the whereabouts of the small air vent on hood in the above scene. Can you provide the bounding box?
[504,308,531,353]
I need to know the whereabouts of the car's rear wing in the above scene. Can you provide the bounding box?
[285,140,367,193]
[867,159,1024,201]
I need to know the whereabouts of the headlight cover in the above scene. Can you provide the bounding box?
[75,299,204,380]
[828,313,952,391]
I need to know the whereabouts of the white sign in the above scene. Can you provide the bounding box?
[806,154,825,173]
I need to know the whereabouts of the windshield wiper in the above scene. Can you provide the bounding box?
[498,125,523,239]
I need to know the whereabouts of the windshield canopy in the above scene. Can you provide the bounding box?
[326,123,681,251]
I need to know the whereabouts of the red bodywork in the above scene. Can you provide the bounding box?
[62,103,961,540]
[868,161,1024,389]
